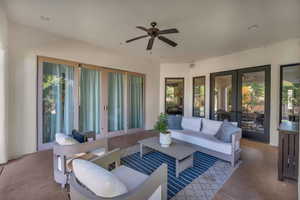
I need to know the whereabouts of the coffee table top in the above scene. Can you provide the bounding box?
[138,137,196,160]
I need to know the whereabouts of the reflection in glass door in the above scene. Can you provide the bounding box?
[238,67,270,143]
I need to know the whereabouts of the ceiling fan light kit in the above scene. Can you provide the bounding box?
[126,22,179,50]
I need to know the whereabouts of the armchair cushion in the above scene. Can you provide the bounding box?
[111,165,148,191]
[73,159,128,198]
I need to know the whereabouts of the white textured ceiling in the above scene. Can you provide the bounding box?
[4,0,300,62]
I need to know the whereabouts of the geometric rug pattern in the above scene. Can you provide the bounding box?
[121,151,219,199]
[170,160,235,200]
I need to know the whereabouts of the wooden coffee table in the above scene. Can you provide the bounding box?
[138,137,196,177]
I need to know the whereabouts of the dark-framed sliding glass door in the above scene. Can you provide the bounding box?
[237,66,271,143]
[210,65,271,143]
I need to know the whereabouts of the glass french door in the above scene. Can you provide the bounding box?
[128,74,144,129]
[108,72,125,132]
[210,71,237,121]
[79,67,101,134]
[237,66,271,143]
[210,66,270,143]
[37,59,78,150]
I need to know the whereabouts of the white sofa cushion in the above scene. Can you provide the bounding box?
[181,117,202,132]
[55,133,79,145]
[73,159,128,198]
[170,129,239,155]
[112,165,161,200]
[201,119,223,135]
[111,165,148,191]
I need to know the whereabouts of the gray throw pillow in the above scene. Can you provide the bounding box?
[167,115,183,130]
[215,121,240,143]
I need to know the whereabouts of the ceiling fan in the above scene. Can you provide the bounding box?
[126,22,179,50]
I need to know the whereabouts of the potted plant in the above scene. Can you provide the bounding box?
[154,113,171,147]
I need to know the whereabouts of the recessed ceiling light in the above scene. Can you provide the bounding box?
[40,16,51,21]
[248,24,259,31]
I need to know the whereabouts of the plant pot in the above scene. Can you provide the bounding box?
[159,132,172,148]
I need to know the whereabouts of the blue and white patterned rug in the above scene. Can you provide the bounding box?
[121,151,219,200]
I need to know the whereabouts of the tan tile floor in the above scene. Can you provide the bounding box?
[0,132,297,200]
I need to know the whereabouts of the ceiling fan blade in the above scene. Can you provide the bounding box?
[158,28,179,35]
[126,35,148,43]
[158,36,177,47]
[136,26,149,32]
[147,37,155,50]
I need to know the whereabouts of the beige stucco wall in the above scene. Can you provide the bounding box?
[160,38,300,146]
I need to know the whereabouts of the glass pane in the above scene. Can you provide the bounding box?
[42,62,74,143]
[79,68,101,134]
[213,75,232,120]
[128,75,144,129]
[108,72,124,131]
[165,78,184,115]
[193,77,205,117]
[281,65,300,122]
[241,71,265,134]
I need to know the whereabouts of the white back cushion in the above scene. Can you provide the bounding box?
[201,119,223,135]
[55,133,79,145]
[181,117,201,132]
[73,159,128,198]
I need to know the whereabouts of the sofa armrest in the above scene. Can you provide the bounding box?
[230,129,242,166]
[231,129,242,151]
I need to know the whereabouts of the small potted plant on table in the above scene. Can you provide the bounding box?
[154,113,171,147]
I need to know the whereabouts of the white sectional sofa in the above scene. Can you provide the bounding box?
[168,117,242,166]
